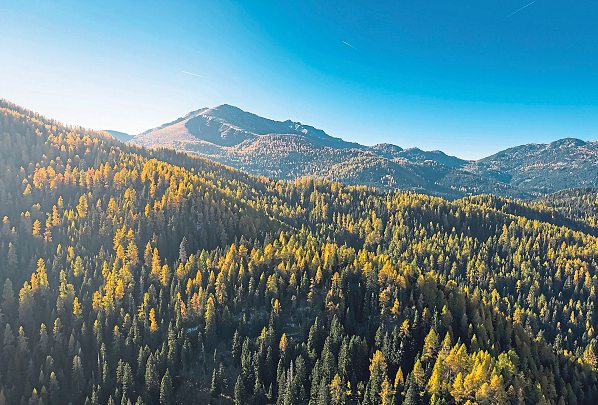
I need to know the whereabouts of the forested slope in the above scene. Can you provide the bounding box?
[0,100,596,404]
[536,189,598,230]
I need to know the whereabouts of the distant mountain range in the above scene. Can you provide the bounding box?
[113,104,598,199]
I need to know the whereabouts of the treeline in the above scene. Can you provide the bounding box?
[0,100,596,404]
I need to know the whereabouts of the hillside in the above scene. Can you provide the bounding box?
[105,130,134,142]
[0,100,596,404]
[129,105,597,199]
[467,138,598,193]
[535,188,598,230]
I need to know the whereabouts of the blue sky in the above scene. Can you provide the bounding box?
[1,0,598,158]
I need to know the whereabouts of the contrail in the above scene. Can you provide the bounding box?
[342,41,355,49]
[181,70,204,78]
[508,0,536,17]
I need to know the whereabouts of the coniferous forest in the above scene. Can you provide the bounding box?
[0,100,596,404]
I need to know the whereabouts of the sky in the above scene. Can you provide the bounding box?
[1,0,598,159]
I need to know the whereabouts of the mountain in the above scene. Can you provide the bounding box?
[129,105,597,199]
[134,104,360,149]
[130,105,482,198]
[467,138,598,193]
[0,99,596,404]
[104,129,134,142]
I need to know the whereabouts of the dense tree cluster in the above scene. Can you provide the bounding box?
[0,101,596,404]
[536,189,598,231]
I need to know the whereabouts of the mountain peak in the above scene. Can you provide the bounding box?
[207,103,244,113]
[135,103,364,150]
[104,130,133,142]
[215,103,237,109]
[549,137,586,148]
[200,104,248,119]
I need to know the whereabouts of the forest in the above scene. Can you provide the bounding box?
[0,99,596,404]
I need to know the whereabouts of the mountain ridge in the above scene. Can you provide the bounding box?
[122,104,597,199]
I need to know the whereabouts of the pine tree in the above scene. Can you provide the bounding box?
[329,374,345,405]
[159,369,173,405]
[72,355,84,395]
[1,279,15,317]
[145,354,159,398]
[403,375,419,405]
[427,358,443,397]
[210,366,220,398]
[422,329,439,362]
[234,375,246,405]
[232,330,242,364]
[279,333,288,356]
[179,237,188,264]
[365,350,390,405]
[204,296,217,347]
[412,358,425,388]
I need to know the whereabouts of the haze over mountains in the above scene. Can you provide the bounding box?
[117,104,597,199]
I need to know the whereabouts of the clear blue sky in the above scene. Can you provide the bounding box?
[1,0,598,158]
